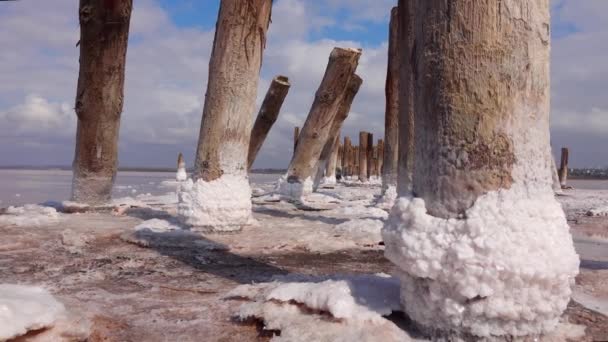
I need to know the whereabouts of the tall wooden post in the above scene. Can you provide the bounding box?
[558,147,569,187]
[337,144,343,177]
[279,48,361,199]
[354,146,360,178]
[367,133,374,179]
[343,136,352,178]
[176,152,187,181]
[396,1,415,196]
[358,132,368,182]
[312,74,363,189]
[71,0,133,204]
[383,0,578,338]
[377,139,384,175]
[293,126,300,154]
[248,75,291,169]
[324,136,340,184]
[180,0,272,230]
[383,6,400,195]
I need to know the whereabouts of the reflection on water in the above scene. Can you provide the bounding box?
[0,170,281,207]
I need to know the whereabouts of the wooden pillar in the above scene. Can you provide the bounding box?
[383,6,400,194]
[324,136,340,183]
[396,1,415,196]
[182,0,272,229]
[176,152,187,181]
[337,143,343,176]
[358,132,368,182]
[354,146,360,178]
[343,136,352,177]
[384,0,578,338]
[281,48,361,197]
[558,147,569,187]
[71,0,133,204]
[293,126,300,154]
[248,75,291,170]
[366,132,374,179]
[377,139,384,175]
[312,74,363,189]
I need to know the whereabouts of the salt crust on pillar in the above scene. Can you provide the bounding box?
[382,184,579,337]
[177,174,253,231]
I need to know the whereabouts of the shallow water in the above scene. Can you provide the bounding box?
[0,169,280,207]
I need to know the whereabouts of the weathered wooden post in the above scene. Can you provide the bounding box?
[278,48,361,199]
[377,139,384,175]
[312,74,363,189]
[337,143,343,178]
[358,132,368,182]
[366,133,374,179]
[176,152,187,181]
[71,0,133,204]
[323,136,340,185]
[343,137,352,178]
[397,1,415,196]
[382,6,400,197]
[354,146,360,179]
[179,0,272,230]
[383,0,579,339]
[558,147,569,188]
[248,75,291,170]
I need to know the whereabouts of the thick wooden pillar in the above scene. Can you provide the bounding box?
[248,75,291,169]
[383,0,578,338]
[181,0,272,230]
[343,136,352,177]
[280,48,361,198]
[396,1,415,196]
[358,132,368,182]
[377,139,384,175]
[383,6,400,195]
[71,0,133,204]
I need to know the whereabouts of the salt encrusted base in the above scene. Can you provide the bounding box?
[275,175,313,202]
[177,175,253,231]
[320,176,337,186]
[176,168,187,182]
[376,185,397,209]
[382,185,579,338]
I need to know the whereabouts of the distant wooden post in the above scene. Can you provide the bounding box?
[337,143,343,176]
[248,75,291,169]
[354,146,360,178]
[383,6,400,195]
[359,132,369,182]
[559,147,569,187]
[71,0,133,204]
[343,136,352,177]
[312,74,363,189]
[182,0,272,230]
[377,139,384,175]
[280,48,361,198]
[367,133,374,179]
[293,126,300,153]
[176,152,187,181]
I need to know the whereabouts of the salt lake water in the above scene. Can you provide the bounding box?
[0,169,281,207]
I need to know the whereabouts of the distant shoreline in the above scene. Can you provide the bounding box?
[0,166,286,174]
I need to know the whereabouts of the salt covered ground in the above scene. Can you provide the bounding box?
[0,176,607,341]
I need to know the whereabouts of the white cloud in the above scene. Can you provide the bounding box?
[1,0,606,168]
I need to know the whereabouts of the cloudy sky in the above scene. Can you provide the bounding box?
[0,0,606,169]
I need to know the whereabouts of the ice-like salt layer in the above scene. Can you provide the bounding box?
[133,218,182,233]
[320,176,337,186]
[275,175,313,201]
[0,204,61,227]
[227,274,411,341]
[177,174,253,231]
[0,284,66,340]
[586,206,608,217]
[382,186,580,337]
[376,185,398,209]
[176,167,187,182]
[334,219,384,245]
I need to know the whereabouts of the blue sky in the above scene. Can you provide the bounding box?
[0,0,607,168]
